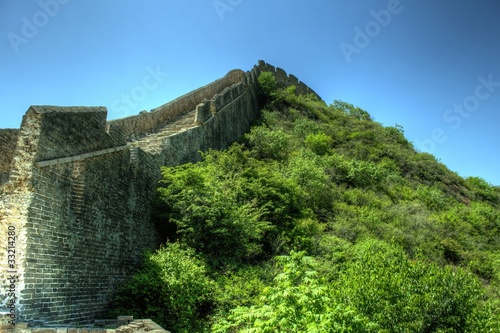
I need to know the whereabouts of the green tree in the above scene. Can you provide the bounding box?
[158,157,271,264]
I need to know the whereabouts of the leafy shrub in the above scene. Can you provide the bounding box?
[438,237,464,264]
[304,132,333,155]
[212,251,378,333]
[158,156,272,265]
[286,149,332,213]
[213,265,273,315]
[246,125,291,160]
[288,217,325,254]
[337,239,490,332]
[330,99,372,121]
[466,251,498,280]
[292,117,323,140]
[345,159,385,187]
[257,71,277,102]
[466,176,500,204]
[414,184,449,211]
[108,243,214,333]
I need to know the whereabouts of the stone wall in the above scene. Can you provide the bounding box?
[257,60,322,100]
[0,61,319,326]
[0,129,19,186]
[108,69,245,141]
[0,107,158,325]
[32,106,126,161]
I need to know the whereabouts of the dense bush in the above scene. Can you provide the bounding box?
[245,125,291,160]
[337,239,491,332]
[212,251,378,333]
[108,243,214,333]
[158,148,272,265]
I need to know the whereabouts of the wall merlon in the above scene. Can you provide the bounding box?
[275,67,287,78]
[288,74,299,84]
[24,106,127,162]
[194,102,211,125]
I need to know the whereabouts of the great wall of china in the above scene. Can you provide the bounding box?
[0,60,320,330]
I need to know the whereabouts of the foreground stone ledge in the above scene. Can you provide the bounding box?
[0,319,169,333]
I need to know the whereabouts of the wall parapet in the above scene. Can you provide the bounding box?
[26,106,126,162]
[257,60,322,101]
[194,82,246,125]
[108,69,245,141]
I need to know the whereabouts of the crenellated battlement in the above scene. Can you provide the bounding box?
[257,60,322,99]
[0,61,320,327]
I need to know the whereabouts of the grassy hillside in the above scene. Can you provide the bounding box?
[109,72,500,332]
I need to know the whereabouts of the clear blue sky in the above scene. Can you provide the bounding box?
[1,0,499,185]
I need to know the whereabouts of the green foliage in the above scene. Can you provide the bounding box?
[245,125,291,160]
[212,251,378,333]
[337,239,492,332]
[108,243,214,333]
[330,99,372,121]
[158,148,272,265]
[257,71,277,102]
[466,176,500,205]
[286,149,334,217]
[344,158,386,187]
[414,184,449,211]
[112,87,500,332]
[304,132,333,155]
[158,144,312,262]
[292,117,324,140]
[213,265,273,315]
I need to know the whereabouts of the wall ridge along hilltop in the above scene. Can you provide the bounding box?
[0,60,321,327]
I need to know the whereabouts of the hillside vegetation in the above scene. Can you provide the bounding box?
[109,72,500,332]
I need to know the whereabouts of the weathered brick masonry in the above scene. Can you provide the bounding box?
[0,61,320,326]
[0,130,19,187]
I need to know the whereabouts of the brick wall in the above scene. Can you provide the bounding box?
[0,61,319,326]
[0,129,19,186]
